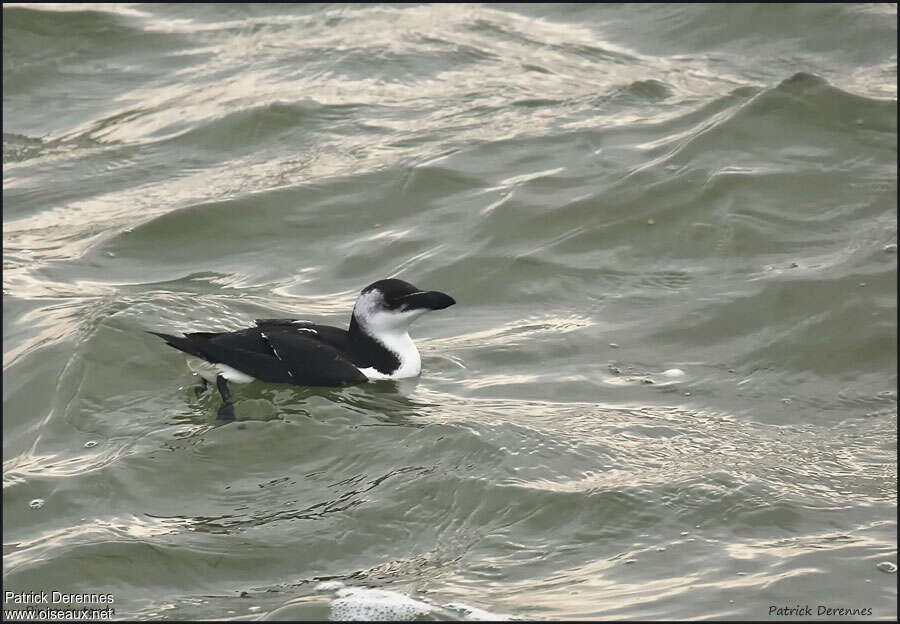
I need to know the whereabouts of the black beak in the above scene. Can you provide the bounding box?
[401,290,456,311]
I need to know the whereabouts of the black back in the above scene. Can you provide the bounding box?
[149,315,403,387]
[256,319,400,375]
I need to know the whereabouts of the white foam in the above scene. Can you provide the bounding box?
[316,581,512,621]
[444,601,512,621]
[329,586,433,622]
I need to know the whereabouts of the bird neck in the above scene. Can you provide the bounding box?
[349,314,421,377]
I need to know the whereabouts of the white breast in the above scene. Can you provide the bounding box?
[357,330,421,380]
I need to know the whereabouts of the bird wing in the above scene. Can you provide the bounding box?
[255,327,367,386]
[254,318,315,327]
[150,328,366,386]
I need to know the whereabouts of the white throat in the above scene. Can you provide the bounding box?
[361,327,421,380]
[352,290,425,380]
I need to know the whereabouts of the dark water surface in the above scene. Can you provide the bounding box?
[3,3,897,620]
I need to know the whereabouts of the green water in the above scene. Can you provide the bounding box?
[3,3,897,621]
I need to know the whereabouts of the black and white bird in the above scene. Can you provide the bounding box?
[149,279,455,418]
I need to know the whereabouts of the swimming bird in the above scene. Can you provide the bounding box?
[149,278,455,418]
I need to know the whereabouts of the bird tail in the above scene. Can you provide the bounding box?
[147,330,179,344]
[146,330,204,358]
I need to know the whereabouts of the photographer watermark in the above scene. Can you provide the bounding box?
[3,591,115,621]
[768,604,873,617]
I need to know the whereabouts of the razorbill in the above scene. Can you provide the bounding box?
[149,279,455,418]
